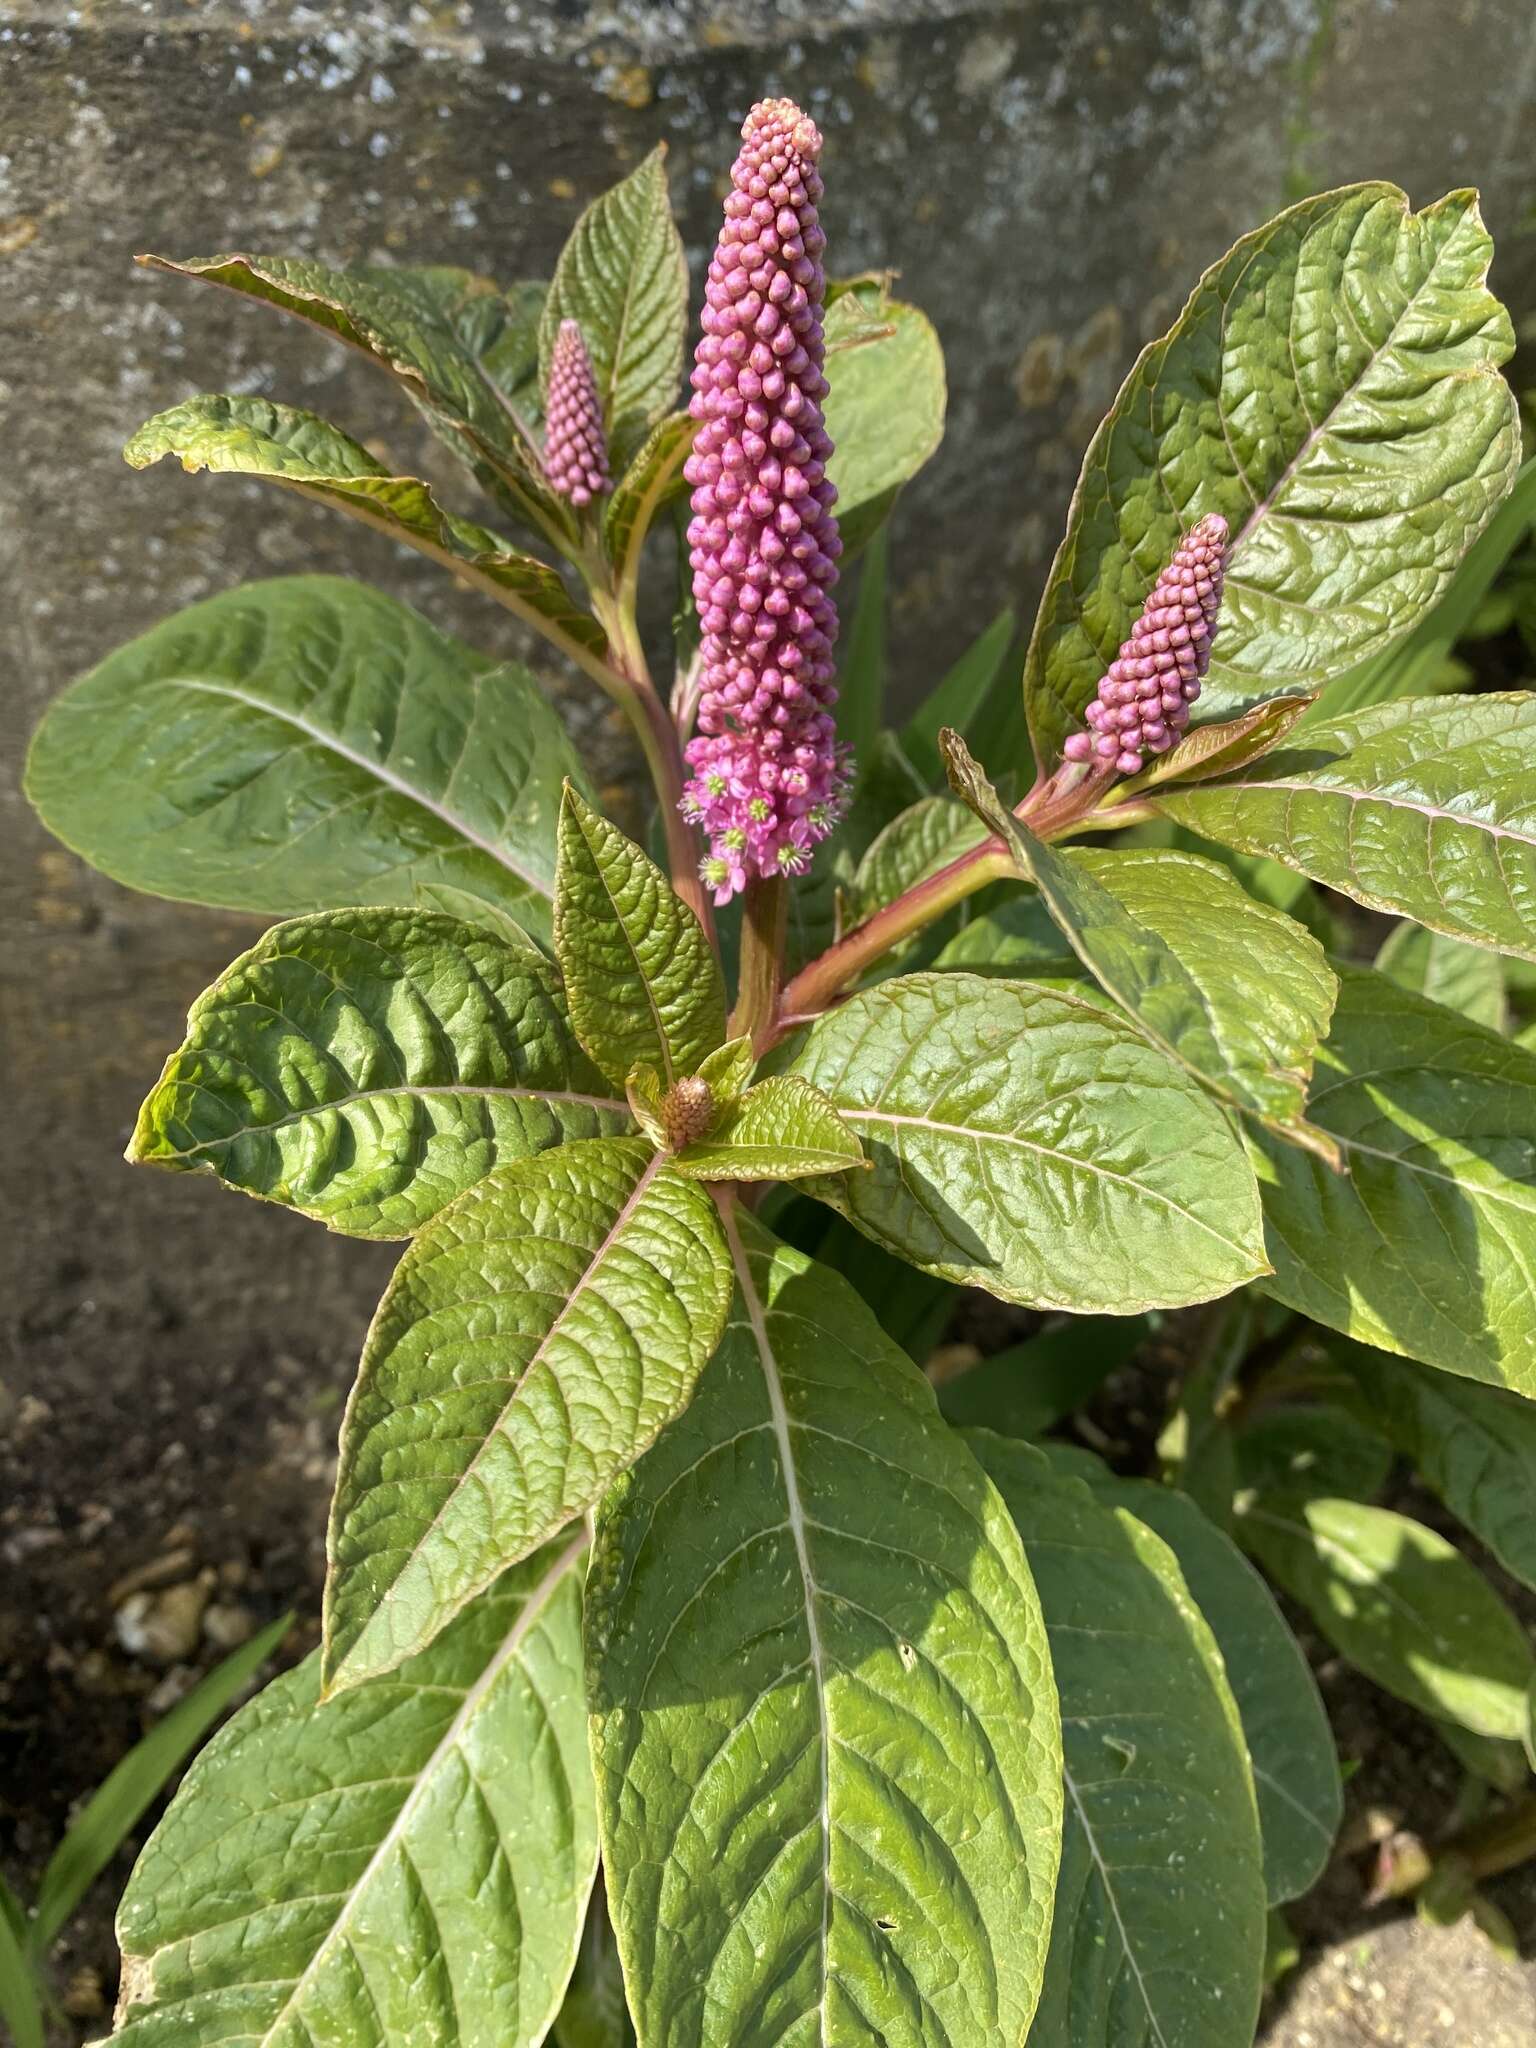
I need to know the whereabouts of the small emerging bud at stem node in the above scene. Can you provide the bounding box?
[659,1076,716,1151]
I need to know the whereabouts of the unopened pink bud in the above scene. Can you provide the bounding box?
[543,319,611,508]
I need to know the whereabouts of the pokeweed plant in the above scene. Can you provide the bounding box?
[24,91,1536,2048]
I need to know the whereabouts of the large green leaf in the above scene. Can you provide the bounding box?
[113,1538,595,2048]
[844,796,988,927]
[1023,184,1518,767]
[25,577,584,936]
[944,734,1338,1134]
[1374,920,1507,1031]
[125,397,607,665]
[1237,1496,1536,1743]
[555,787,726,1086]
[586,1212,1062,2048]
[1156,695,1536,962]
[973,1435,1266,2048]
[540,149,688,467]
[139,253,567,528]
[1330,1337,1536,1592]
[1248,965,1536,1394]
[823,289,947,552]
[324,1139,732,1691]
[1044,1449,1341,1907]
[776,971,1268,1312]
[130,909,631,1237]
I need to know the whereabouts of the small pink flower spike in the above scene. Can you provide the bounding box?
[1062,513,1230,777]
[680,98,846,904]
[543,319,612,508]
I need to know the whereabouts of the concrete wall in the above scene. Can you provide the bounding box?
[3,0,1535,1443]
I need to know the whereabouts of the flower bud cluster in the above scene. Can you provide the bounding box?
[1063,513,1229,775]
[543,319,611,508]
[680,98,846,904]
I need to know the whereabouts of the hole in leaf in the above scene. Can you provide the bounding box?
[897,1640,916,1671]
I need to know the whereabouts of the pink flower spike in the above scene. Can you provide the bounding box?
[544,319,611,508]
[680,99,846,902]
[1063,514,1230,777]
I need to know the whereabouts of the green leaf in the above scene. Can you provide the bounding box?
[125,396,607,664]
[844,794,987,927]
[1328,1337,1536,1593]
[31,1613,290,1959]
[1107,695,1315,801]
[25,577,584,937]
[824,289,947,552]
[0,1895,42,2048]
[586,1211,1063,2048]
[1248,965,1536,1394]
[943,735,1339,1131]
[540,149,688,467]
[129,909,631,1238]
[324,1138,732,1690]
[138,254,568,529]
[972,1434,1266,2048]
[114,1540,595,2048]
[935,1317,1150,1438]
[837,524,889,770]
[1307,455,1536,721]
[1237,1495,1536,1742]
[554,787,726,1086]
[1234,1405,1394,1505]
[554,1883,635,2048]
[933,891,1079,979]
[1023,184,1519,768]
[604,412,692,604]
[1431,1718,1531,1793]
[672,1074,864,1182]
[774,970,1268,1312]
[1046,1450,1342,1905]
[695,1035,755,1102]
[902,610,1018,786]
[1157,695,1536,963]
[1375,920,1507,1031]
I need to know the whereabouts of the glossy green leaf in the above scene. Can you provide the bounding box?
[554,788,727,1086]
[1307,456,1536,722]
[1046,1449,1343,1905]
[1329,1338,1536,1592]
[844,794,987,926]
[1157,695,1536,962]
[1248,966,1536,1394]
[32,1613,291,1959]
[932,890,1078,979]
[902,610,1017,786]
[935,1317,1150,1439]
[1375,921,1507,1031]
[944,734,1339,1132]
[973,1434,1266,2048]
[1234,1405,1394,1505]
[113,1540,595,2048]
[1107,696,1314,802]
[554,1883,635,2048]
[837,524,888,770]
[130,909,630,1238]
[672,1075,863,1182]
[125,396,607,664]
[1024,184,1519,767]
[26,577,584,936]
[138,253,567,528]
[1237,1496,1536,1743]
[775,971,1268,1312]
[695,1035,755,1103]
[324,1138,732,1691]
[604,412,692,603]
[586,1211,1063,2048]
[823,289,946,552]
[540,149,688,467]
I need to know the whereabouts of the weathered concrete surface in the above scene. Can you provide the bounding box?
[3,8,1536,1978]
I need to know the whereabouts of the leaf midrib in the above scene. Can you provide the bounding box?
[170,677,549,896]
[146,1531,587,2046]
[153,1079,631,1158]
